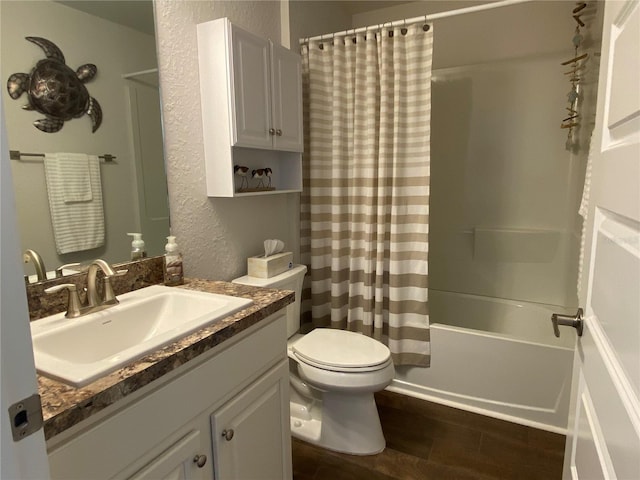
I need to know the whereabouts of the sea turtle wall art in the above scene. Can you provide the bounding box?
[6,36,102,133]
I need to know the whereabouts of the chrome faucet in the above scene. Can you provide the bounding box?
[45,259,127,318]
[23,249,47,282]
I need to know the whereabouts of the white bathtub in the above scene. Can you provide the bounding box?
[388,289,576,433]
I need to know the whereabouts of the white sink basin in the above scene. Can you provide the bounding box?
[31,285,253,387]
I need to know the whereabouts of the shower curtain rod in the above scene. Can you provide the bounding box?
[122,68,158,79]
[299,0,532,45]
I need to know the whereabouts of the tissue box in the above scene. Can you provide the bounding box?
[248,252,293,279]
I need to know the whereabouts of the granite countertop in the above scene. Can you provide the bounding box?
[38,279,294,441]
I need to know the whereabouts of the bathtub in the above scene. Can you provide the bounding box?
[388,289,576,433]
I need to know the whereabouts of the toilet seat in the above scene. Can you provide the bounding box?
[292,329,391,373]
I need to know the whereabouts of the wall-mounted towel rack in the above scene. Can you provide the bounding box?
[9,150,117,163]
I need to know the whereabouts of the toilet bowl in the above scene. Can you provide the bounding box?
[232,265,395,455]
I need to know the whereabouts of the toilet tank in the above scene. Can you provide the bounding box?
[232,264,307,338]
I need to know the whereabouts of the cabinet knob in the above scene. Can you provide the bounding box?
[193,454,207,468]
[269,128,276,135]
[221,429,235,441]
[551,308,584,337]
[276,129,283,136]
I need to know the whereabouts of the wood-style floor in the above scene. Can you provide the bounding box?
[292,390,565,480]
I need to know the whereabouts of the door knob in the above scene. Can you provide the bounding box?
[269,128,275,135]
[276,129,282,136]
[222,429,234,441]
[193,454,207,468]
[551,308,584,337]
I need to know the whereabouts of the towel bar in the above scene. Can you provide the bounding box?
[9,150,116,162]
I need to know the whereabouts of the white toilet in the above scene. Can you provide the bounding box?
[233,264,395,455]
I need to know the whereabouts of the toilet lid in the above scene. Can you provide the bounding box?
[292,329,391,371]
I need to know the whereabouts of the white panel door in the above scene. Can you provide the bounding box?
[563,1,640,478]
[271,43,304,152]
[0,97,50,478]
[211,361,292,480]
[126,78,170,256]
[230,25,272,149]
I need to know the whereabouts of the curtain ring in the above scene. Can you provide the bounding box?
[401,18,408,36]
[423,15,430,32]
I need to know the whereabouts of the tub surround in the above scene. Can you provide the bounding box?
[35,277,294,440]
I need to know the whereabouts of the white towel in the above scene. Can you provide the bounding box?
[54,152,93,203]
[44,153,105,254]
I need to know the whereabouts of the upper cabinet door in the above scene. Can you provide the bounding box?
[230,25,272,149]
[270,43,304,152]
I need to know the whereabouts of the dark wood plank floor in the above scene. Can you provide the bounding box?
[292,390,565,480]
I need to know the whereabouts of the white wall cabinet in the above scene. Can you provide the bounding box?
[230,27,303,152]
[268,42,304,152]
[198,18,303,197]
[46,314,292,480]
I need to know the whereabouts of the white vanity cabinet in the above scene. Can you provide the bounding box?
[128,429,206,480]
[46,313,292,480]
[211,361,290,479]
[197,18,303,197]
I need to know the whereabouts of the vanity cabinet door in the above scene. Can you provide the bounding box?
[128,429,209,480]
[270,43,304,153]
[230,25,273,150]
[210,360,291,480]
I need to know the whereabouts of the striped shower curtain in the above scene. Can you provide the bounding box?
[300,23,433,366]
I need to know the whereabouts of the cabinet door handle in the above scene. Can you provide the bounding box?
[193,454,207,468]
[221,429,234,441]
[276,129,283,136]
[269,128,276,135]
[551,308,584,337]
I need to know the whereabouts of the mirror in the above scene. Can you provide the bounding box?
[1,0,170,281]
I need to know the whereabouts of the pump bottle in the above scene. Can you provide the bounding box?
[164,236,184,286]
[127,233,147,261]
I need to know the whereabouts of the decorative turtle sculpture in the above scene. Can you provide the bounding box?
[6,37,102,133]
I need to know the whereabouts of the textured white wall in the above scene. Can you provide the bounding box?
[1,0,157,273]
[154,0,300,281]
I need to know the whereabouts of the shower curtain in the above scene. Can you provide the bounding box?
[300,23,433,366]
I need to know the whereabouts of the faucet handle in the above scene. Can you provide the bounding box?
[103,269,128,304]
[45,284,82,318]
[55,262,81,278]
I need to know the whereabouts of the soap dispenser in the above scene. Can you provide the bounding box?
[127,233,147,260]
[164,236,184,286]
